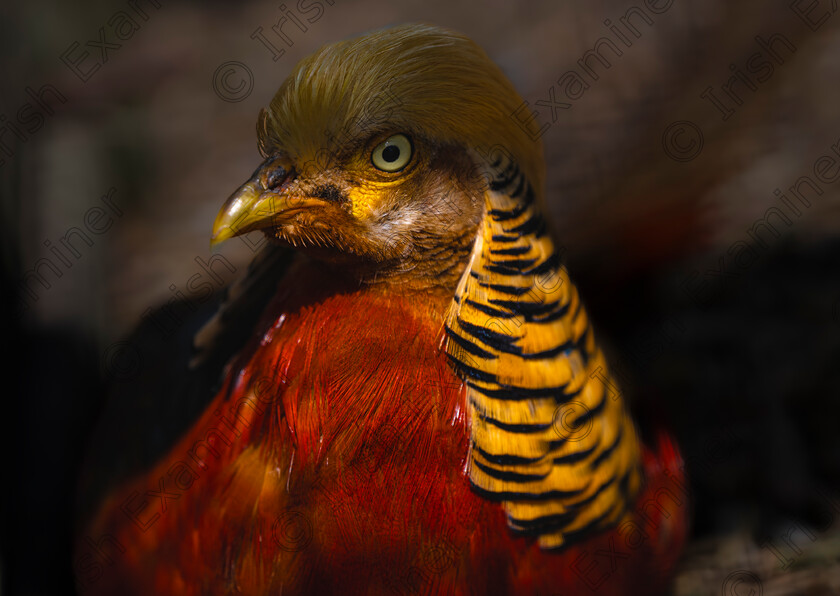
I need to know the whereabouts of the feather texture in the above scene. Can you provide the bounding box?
[445,151,642,549]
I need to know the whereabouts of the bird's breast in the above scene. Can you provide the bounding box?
[77,261,506,594]
[237,262,501,593]
[77,260,687,596]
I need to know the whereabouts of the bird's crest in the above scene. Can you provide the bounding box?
[259,23,546,198]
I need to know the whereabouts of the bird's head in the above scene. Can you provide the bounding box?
[212,23,545,290]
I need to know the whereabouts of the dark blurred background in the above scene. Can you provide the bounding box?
[2,0,840,594]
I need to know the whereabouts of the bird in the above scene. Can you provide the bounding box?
[74,23,689,596]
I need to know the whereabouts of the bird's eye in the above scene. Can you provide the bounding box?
[371,134,413,172]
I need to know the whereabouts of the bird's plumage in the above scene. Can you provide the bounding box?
[445,150,643,550]
[76,23,688,595]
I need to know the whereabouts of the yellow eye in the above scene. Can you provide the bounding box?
[371,134,412,172]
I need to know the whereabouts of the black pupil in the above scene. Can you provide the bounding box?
[382,144,401,163]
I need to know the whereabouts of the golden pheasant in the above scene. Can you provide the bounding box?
[75,23,688,595]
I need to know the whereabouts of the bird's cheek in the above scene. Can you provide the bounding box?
[346,186,385,219]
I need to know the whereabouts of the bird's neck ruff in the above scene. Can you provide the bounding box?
[444,151,643,550]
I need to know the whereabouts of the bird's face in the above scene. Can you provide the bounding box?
[212,125,486,289]
[211,24,545,290]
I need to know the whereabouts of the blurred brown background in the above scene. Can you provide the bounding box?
[3,0,840,594]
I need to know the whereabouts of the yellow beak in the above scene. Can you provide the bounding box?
[210,160,316,247]
[211,176,266,246]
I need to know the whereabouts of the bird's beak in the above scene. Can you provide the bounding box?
[210,159,307,247]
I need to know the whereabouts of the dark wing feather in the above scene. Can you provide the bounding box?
[77,243,292,524]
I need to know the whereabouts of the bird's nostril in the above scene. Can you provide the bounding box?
[266,167,289,190]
